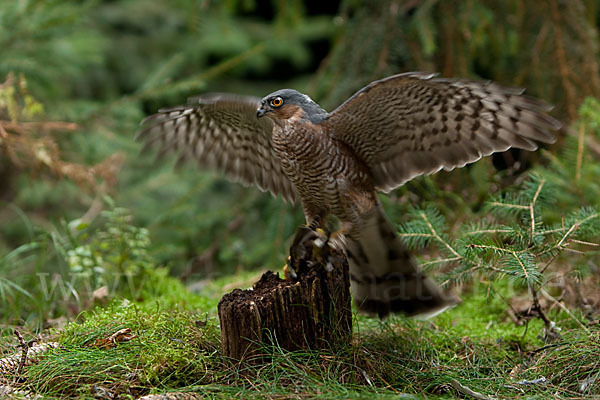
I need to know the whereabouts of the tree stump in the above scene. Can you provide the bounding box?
[218,227,352,361]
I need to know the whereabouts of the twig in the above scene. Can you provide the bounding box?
[488,202,528,210]
[468,243,517,254]
[0,122,8,139]
[529,179,545,244]
[1,121,78,133]
[538,227,567,235]
[420,212,462,258]
[530,342,564,354]
[421,256,461,266]
[521,317,530,340]
[539,252,559,274]
[137,393,203,400]
[450,379,497,400]
[569,239,600,246]
[0,340,58,378]
[540,288,591,333]
[14,330,33,377]
[557,213,599,248]
[398,232,433,238]
[0,384,37,399]
[562,247,586,255]
[529,285,553,332]
[466,229,513,235]
[576,123,586,182]
[516,377,547,386]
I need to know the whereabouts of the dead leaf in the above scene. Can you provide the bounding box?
[91,328,136,349]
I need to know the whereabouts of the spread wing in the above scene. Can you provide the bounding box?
[136,93,298,203]
[325,72,562,193]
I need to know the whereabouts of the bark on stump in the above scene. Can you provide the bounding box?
[218,232,352,361]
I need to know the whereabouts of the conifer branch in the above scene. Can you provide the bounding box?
[556,212,599,248]
[419,212,461,258]
[421,256,462,266]
[399,233,434,238]
[467,244,526,255]
[488,202,529,210]
[562,247,586,255]
[538,227,566,235]
[466,229,513,235]
[514,253,531,282]
[529,179,545,243]
[569,239,599,247]
[400,167,598,330]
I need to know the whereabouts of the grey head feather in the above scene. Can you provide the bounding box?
[262,89,328,123]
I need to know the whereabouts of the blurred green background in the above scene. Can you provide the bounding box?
[1,0,599,328]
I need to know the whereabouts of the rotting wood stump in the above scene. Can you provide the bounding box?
[218,227,352,361]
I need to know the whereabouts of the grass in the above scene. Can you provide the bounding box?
[26,301,221,398]
[2,270,598,400]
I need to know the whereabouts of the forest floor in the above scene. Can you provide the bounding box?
[1,266,599,400]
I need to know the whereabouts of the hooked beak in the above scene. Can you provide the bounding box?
[256,105,268,118]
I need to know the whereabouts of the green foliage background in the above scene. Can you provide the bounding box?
[2,0,600,321]
[1,1,600,397]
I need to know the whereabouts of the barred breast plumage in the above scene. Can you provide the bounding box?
[272,113,374,227]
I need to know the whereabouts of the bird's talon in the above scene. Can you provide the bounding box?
[283,259,297,280]
[328,235,346,251]
[312,227,332,249]
[325,261,333,272]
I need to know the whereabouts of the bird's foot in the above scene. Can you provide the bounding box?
[313,228,347,255]
[286,225,343,278]
[311,227,347,249]
[286,225,320,279]
[326,230,347,251]
[309,228,347,274]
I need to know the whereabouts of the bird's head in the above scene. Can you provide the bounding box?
[257,89,327,124]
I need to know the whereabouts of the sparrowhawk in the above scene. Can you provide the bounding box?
[137,72,561,318]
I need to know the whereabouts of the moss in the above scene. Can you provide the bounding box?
[13,272,600,399]
[24,296,221,398]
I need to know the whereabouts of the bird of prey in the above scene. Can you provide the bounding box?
[137,72,561,318]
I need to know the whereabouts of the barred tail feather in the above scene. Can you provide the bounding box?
[346,206,456,319]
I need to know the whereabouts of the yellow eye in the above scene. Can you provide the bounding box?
[270,96,283,108]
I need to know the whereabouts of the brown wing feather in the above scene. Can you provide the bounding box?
[136,94,298,204]
[326,72,562,192]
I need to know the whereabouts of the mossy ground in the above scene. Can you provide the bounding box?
[3,270,598,400]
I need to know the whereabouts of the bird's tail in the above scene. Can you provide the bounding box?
[345,205,456,319]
